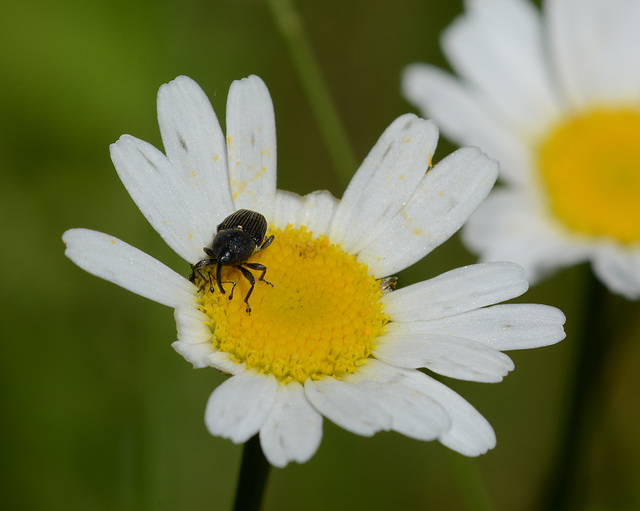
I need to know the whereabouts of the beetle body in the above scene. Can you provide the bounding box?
[191,209,274,314]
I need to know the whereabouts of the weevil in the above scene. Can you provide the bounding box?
[191,209,274,314]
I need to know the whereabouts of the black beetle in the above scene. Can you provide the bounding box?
[191,209,274,314]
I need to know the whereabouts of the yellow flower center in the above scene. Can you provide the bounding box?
[193,225,389,384]
[537,108,640,243]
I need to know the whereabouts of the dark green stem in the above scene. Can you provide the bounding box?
[233,435,271,511]
[540,269,613,511]
[447,453,495,511]
[266,0,358,189]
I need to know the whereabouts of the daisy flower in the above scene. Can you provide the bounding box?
[402,0,640,299]
[63,74,566,467]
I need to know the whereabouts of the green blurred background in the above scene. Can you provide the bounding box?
[1,0,639,509]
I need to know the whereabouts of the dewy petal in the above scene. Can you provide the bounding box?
[226,75,277,218]
[405,370,496,456]
[205,370,278,444]
[357,147,499,277]
[404,303,566,351]
[443,0,560,129]
[340,360,451,441]
[373,329,514,383]
[592,244,640,300]
[304,376,393,436]
[110,135,210,264]
[259,381,323,468]
[382,262,528,322]
[401,64,532,186]
[62,228,196,309]
[157,75,234,230]
[329,114,439,255]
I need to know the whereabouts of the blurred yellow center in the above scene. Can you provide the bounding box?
[537,109,640,243]
[194,225,388,384]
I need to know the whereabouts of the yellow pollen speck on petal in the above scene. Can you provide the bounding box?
[537,108,640,243]
[192,226,389,383]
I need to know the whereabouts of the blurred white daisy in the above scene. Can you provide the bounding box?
[63,75,565,467]
[403,0,640,299]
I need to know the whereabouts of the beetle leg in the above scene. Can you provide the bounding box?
[191,258,217,291]
[237,265,257,314]
[193,258,216,271]
[215,262,226,295]
[255,235,274,253]
[207,271,216,293]
[243,262,273,287]
[223,280,237,300]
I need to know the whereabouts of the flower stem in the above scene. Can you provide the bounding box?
[448,453,495,511]
[266,0,358,189]
[233,435,271,511]
[540,269,616,510]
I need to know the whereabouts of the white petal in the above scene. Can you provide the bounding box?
[206,352,247,376]
[63,228,196,308]
[172,341,216,370]
[271,189,339,237]
[548,0,640,107]
[443,0,560,128]
[382,262,528,322]
[404,370,496,456]
[592,243,640,299]
[174,305,211,345]
[402,64,532,185]
[374,330,514,383]
[270,190,303,228]
[462,188,591,283]
[205,370,277,444]
[226,75,277,218]
[260,382,323,468]
[304,376,392,436]
[173,307,244,375]
[341,360,451,441]
[329,114,439,255]
[110,135,210,263]
[296,190,340,236]
[357,147,498,276]
[157,75,234,229]
[406,303,566,351]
